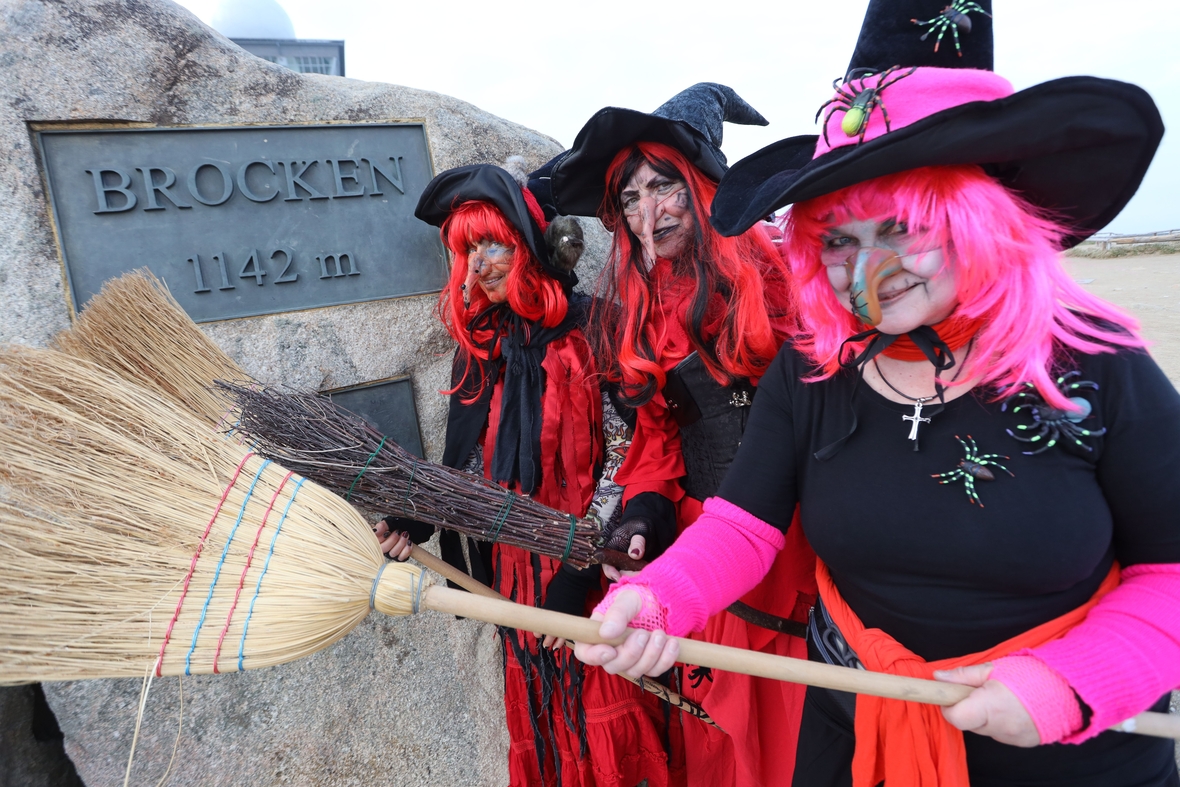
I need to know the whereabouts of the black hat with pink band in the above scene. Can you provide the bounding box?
[709,0,1164,248]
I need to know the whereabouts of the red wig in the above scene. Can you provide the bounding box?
[783,165,1144,409]
[436,200,568,399]
[592,141,795,406]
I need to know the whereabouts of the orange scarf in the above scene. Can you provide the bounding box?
[816,558,1120,787]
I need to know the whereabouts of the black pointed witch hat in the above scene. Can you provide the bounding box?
[710,0,1163,247]
[550,83,769,217]
[414,163,576,289]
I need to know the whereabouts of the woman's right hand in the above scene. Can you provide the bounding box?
[572,588,679,679]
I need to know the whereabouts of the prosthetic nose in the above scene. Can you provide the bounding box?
[637,198,659,266]
[847,247,904,326]
[462,251,484,306]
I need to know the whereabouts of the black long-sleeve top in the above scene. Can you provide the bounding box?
[718,342,1180,662]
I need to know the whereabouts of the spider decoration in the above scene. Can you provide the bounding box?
[912,2,992,56]
[814,65,918,146]
[1001,371,1106,455]
[932,434,1013,507]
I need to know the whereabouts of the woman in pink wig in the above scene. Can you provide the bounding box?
[575,1,1179,785]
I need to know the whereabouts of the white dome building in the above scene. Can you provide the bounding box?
[211,0,296,39]
[211,0,345,77]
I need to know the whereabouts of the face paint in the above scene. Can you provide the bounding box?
[621,162,694,264]
[847,246,904,325]
[465,239,514,304]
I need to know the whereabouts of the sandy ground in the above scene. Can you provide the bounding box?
[1066,253,1180,385]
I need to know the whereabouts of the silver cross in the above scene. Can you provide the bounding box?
[903,397,934,442]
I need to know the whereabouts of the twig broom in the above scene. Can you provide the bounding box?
[53,271,621,569]
[0,345,1175,740]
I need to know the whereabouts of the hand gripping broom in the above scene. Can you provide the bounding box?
[0,345,1176,740]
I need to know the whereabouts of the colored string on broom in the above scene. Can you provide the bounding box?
[213,470,295,674]
[238,477,306,672]
[345,436,387,502]
[155,452,255,678]
[186,459,273,676]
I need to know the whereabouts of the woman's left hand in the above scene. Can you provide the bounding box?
[373,519,413,561]
[934,664,1040,747]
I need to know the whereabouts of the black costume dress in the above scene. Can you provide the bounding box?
[718,343,1180,787]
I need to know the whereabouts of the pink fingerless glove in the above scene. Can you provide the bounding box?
[595,583,669,632]
[988,655,1083,744]
[592,497,785,637]
[988,563,1180,745]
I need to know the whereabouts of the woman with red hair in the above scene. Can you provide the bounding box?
[550,85,818,787]
[578,3,1179,785]
[386,162,682,787]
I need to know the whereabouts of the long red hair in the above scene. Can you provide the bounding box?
[436,200,568,400]
[592,141,795,406]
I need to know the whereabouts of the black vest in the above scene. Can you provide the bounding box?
[661,352,755,500]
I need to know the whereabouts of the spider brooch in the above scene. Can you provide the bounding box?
[912,2,992,56]
[933,435,1013,507]
[815,65,917,145]
[1001,371,1106,455]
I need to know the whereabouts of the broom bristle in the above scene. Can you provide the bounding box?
[53,270,249,425]
[55,270,607,566]
[0,345,423,685]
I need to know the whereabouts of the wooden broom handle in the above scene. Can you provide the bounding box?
[408,546,724,731]
[409,545,502,600]
[421,584,1180,741]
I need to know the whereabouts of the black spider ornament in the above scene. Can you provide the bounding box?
[1002,371,1106,455]
[815,66,917,146]
[912,2,992,56]
[933,435,1013,507]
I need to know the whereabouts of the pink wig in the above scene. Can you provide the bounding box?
[782,165,1144,410]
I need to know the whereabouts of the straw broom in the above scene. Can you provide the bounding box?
[52,270,250,424]
[0,346,1176,741]
[53,271,626,569]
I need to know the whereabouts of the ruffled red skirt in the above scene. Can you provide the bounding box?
[496,542,686,787]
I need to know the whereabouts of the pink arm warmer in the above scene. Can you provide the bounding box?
[988,563,1180,744]
[593,496,785,636]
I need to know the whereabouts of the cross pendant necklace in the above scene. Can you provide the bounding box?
[902,397,935,443]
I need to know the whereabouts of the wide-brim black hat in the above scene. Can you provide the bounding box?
[710,0,1164,247]
[414,164,575,289]
[550,83,768,217]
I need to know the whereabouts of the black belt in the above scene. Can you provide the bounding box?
[808,596,863,720]
[727,600,808,639]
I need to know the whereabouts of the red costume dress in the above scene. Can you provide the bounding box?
[612,254,817,787]
[443,299,685,787]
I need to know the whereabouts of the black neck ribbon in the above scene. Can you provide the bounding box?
[813,325,957,461]
[456,295,587,494]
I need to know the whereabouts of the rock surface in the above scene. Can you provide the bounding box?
[0,0,610,784]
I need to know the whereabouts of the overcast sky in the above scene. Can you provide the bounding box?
[174,0,1177,235]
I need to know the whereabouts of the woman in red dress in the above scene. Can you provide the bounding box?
[382,161,683,787]
[549,84,818,787]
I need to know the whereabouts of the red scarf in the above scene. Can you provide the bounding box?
[881,315,982,362]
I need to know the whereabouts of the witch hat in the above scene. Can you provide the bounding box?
[549,83,769,217]
[709,0,1163,247]
[414,163,576,289]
